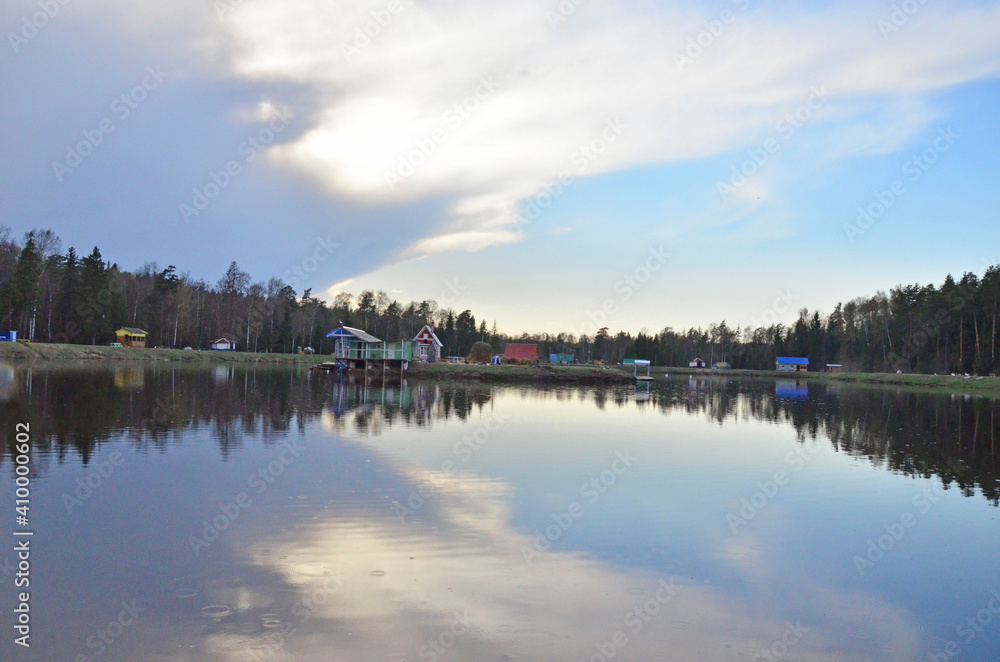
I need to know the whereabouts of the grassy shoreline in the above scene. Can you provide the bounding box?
[0,342,317,364]
[2,342,998,393]
[655,365,1000,395]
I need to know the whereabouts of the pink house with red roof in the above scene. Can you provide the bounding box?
[413,325,443,362]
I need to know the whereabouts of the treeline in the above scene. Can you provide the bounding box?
[1,227,998,373]
[0,227,493,355]
[521,269,997,374]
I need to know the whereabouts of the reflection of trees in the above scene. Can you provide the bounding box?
[1,367,996,504]
[654,377,999,504]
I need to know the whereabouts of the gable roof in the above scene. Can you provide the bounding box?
[326,326,382,343]
[776,356,809,365]
[413,325,443,347]
[212,338,235,344]
[504,343,538,359]
[117,327,147,335]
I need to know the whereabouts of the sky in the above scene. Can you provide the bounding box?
[2,0,999,336]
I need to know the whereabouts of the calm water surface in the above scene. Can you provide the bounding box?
[1,362,999,661]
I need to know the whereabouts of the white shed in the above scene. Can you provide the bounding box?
[211,338,236,352]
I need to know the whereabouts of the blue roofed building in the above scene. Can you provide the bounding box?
[776,357,809,372]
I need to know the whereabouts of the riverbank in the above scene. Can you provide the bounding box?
[655,366,1000,395]
[3,343,998,393]
[0,342,317,364]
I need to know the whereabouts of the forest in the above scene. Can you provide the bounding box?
[1,226,998,375]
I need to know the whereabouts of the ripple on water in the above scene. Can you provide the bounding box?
[370,570,386,577]
[175,588,198,599]
[200,605,234,620]
[290,562,328,576]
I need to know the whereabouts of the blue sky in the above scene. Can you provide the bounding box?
[2,0,999,334]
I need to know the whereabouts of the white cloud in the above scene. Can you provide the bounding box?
[92,0,1000,264]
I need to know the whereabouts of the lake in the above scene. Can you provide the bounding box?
[1,362,998,661]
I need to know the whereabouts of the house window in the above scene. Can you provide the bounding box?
[420,345,428,357]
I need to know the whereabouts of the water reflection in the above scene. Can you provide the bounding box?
[0,363,998,660]
[7,364,992,503]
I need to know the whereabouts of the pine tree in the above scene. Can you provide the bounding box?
[1,233,42,336]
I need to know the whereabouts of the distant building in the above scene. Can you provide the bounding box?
[0,331,17,342]
[776,357,809,372]
[413,325,443,363]
[115,327,148,348]
[688,357,706,368]
[826,364,843,373]
[211,338,237,351]
[713,362,732,370]
[549,353,575,364]
[504,343,538,362]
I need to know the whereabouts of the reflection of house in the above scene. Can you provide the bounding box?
[549,353,575,364]
[115,327,147,348]
[211,338,237,352]
[826,364,843,373]
[113,367,145,390]
[412,325,443,363]
[776,357,809,372]
[776,380,808,399]
[503,343,538,362]
[688,358,706,368]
